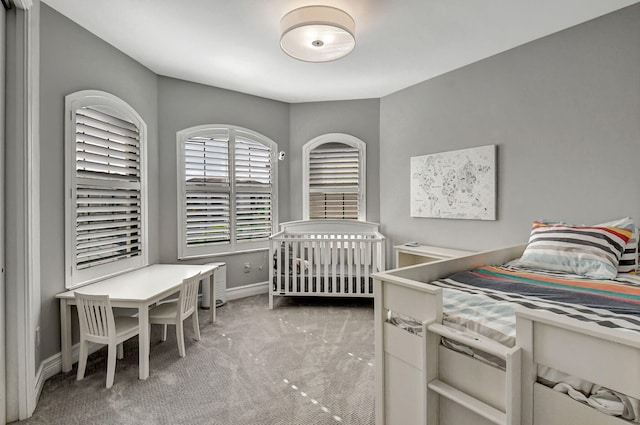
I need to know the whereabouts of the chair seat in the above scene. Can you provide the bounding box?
[148,302,179,322]
[115,316,140,338]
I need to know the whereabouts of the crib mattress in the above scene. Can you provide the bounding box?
[429,266,640,423]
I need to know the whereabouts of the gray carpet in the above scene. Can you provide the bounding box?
[17,294,375,425]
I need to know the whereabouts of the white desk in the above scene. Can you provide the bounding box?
[56,263,221,380]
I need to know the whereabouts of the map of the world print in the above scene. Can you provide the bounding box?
[410,145,496,220]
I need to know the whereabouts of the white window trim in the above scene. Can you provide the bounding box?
[302,133,366,221]
[176,124,278,259]
[64,90,149,289]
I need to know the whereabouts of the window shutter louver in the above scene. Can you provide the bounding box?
[184,132,231,246]
[74,106,143,271]
[308,144,360,219]
[234,137,272,241]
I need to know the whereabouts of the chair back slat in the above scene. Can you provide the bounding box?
[179,273,201,319]
[74,293,115,342]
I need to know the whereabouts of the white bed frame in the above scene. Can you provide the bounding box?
[269,220,385,309]
[374,244,640,425]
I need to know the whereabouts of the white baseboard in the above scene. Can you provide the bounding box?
[226,281,268,301]
[35,340,103,403]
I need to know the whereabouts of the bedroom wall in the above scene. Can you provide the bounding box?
[157,76,290,290]
[379,3,640,257]
[289,99,381,223]
[38,3,159,361]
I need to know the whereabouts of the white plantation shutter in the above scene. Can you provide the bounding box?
[177,126,277,258]
[66,91,148,288]
[75,107,142,269]
[184,132,231,247]
[306,139,365,220]
[235,136,272,241]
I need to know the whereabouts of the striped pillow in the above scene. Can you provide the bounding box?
[514,221,632,279]
[597,218,638,274]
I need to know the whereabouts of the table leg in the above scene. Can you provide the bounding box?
[60,300,73,372]
[138,306,149,379]
[210,270,216,323]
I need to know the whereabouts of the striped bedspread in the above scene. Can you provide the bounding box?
[434,266,640,344]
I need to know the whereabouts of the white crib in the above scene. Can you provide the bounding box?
[268,220,386,309]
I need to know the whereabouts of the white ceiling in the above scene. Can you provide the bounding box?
[42,0,639,103]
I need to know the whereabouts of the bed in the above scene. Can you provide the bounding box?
[374,219,640,425]
[268,219,385,309]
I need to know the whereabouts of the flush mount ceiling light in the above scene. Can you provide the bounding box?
[280,5,356,63]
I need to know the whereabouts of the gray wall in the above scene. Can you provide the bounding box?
[39,4,159,360]
[289,99,381,223]
[380,4,640,256]
[157,76,290,289]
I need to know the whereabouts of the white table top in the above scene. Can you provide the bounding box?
[56,264,218,302]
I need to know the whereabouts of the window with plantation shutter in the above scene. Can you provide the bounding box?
[177,125,277,258]
[303,134,366,221]
[65,91,148,288]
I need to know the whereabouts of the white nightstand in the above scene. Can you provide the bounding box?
[394,244,475,268]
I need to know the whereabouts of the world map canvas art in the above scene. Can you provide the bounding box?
[410,145,496,220]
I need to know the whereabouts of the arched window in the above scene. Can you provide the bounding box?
[177,125,278,258]
[302,133,366,221]
[65,90,148,288]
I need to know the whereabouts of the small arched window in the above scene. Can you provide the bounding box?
[302,133,366,221]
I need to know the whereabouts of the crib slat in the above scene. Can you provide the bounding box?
[348,237,354,294]
[356,239,363,292]
[338,237,343,294]
[284,239,290,295]
[371,241,378,294]
[323,237,330,294]
[276,240,283,294]
[339,236,345,294]
[331,239,340,294]
[364,238,371,295]
[303,240,309,294]
[316,239,322,294]
[300,238,307,294]
[310,239,317,294]
[293,238,301,294]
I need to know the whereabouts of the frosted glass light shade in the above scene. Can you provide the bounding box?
[280,6,356,63]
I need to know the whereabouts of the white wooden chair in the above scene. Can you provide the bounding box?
[74,292,140,389]
[148,272,202,357]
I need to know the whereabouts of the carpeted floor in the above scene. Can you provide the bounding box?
[16,294,375,425]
